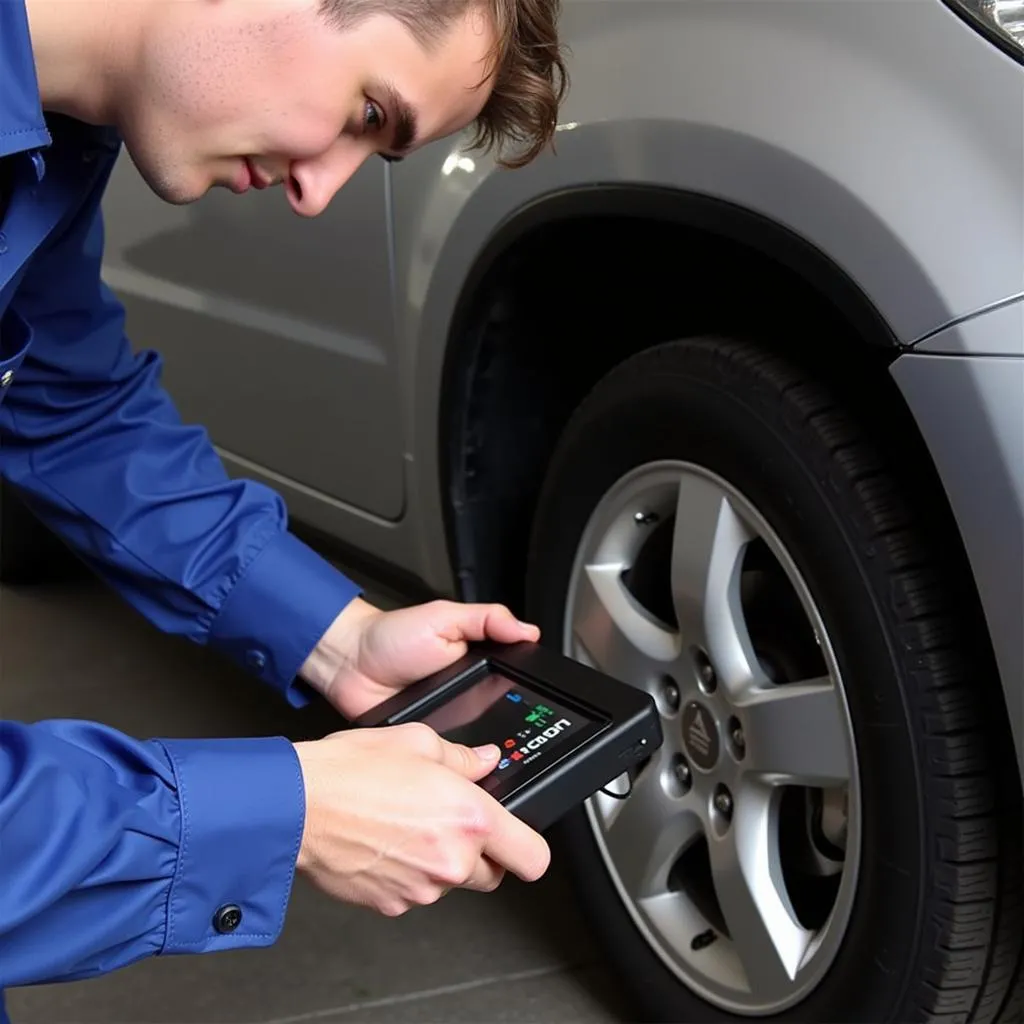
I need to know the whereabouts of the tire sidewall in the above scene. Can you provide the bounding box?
[525,348,925,1022]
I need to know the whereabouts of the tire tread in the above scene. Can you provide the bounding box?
[708,337,1022,1023]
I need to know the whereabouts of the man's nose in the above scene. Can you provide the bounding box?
[286,142,372,217]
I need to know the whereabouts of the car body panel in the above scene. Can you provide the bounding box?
[389,0,1023,592]
[102,156,406,521]
[394,0,1023,352]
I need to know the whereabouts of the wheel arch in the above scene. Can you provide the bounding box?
[440,184,904,362]
[437,184,937,612]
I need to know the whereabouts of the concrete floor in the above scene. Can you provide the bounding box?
[1,571,632,1024]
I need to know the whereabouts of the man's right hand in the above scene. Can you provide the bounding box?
[291,723,551,917]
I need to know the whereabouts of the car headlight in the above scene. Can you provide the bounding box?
[943,0,1024,62]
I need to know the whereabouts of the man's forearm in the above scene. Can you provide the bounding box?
[1,158,364,707]
[0,721,304,986]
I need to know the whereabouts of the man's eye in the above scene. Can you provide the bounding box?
[364,100,384,131]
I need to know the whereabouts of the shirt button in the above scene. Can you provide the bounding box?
[0,233,8,255]
[245,648,267,671]
[0,371,13,388]
[213,904,243,934]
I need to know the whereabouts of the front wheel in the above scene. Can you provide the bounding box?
[525,337,1022,1022]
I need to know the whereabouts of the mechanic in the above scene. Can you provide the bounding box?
[0,0,567,1016]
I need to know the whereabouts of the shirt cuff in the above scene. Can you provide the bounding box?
[155,736,305,955]
[206,529,363,706]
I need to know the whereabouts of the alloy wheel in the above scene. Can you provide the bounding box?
[562,460,861,1016]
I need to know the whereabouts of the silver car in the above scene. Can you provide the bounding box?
[7,0,1022,1019]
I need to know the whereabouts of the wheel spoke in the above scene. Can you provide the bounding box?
[710,784,812,1000]
[670,476,762,691]
[573,563,679,683]
[739,677,852,788]
[601,753,703,899]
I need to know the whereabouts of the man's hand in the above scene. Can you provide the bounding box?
[292,723,551,916]
[301,597,540,721]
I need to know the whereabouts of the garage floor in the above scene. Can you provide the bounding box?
[1,571,631,1024]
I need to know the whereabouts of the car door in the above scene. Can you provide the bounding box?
[99,153,405,521]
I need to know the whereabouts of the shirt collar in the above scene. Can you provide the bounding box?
[1,0,53,159]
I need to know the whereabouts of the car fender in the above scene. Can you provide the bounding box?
[390,0,1023,593]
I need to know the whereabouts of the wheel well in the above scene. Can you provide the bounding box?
[439,192,946,616]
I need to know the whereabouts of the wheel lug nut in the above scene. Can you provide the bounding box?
[728,716,745,759]
[673,755,692,793]
[713,785,733,820]
[693,649,717,695]
[662,676,680,713]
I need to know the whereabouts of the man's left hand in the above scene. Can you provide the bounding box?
[301,597,541,720]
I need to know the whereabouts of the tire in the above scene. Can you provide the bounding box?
[0,479,86,585]
[524,337,1023,1022]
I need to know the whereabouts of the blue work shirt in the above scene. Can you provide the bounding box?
[0,0,363,1015]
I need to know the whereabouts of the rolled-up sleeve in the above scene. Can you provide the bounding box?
[0,148,362,707]
[0,720,304,986]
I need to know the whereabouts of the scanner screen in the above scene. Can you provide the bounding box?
[420,673,597,792]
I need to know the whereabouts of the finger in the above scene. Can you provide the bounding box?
[460,854,506,893]
[432,734,501,782]
[437,603,541,646]
[481,802,552,883]
[423,733,549,880]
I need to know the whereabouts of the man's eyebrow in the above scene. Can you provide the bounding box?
[375,79,418,158]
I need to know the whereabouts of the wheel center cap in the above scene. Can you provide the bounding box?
[681,701,720,770]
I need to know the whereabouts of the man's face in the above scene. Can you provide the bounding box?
[118,0,496,216]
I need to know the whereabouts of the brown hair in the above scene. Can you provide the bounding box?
[318,0,569,168]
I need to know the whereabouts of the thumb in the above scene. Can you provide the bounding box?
[436,602,541,645]
[438,738,501,782]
